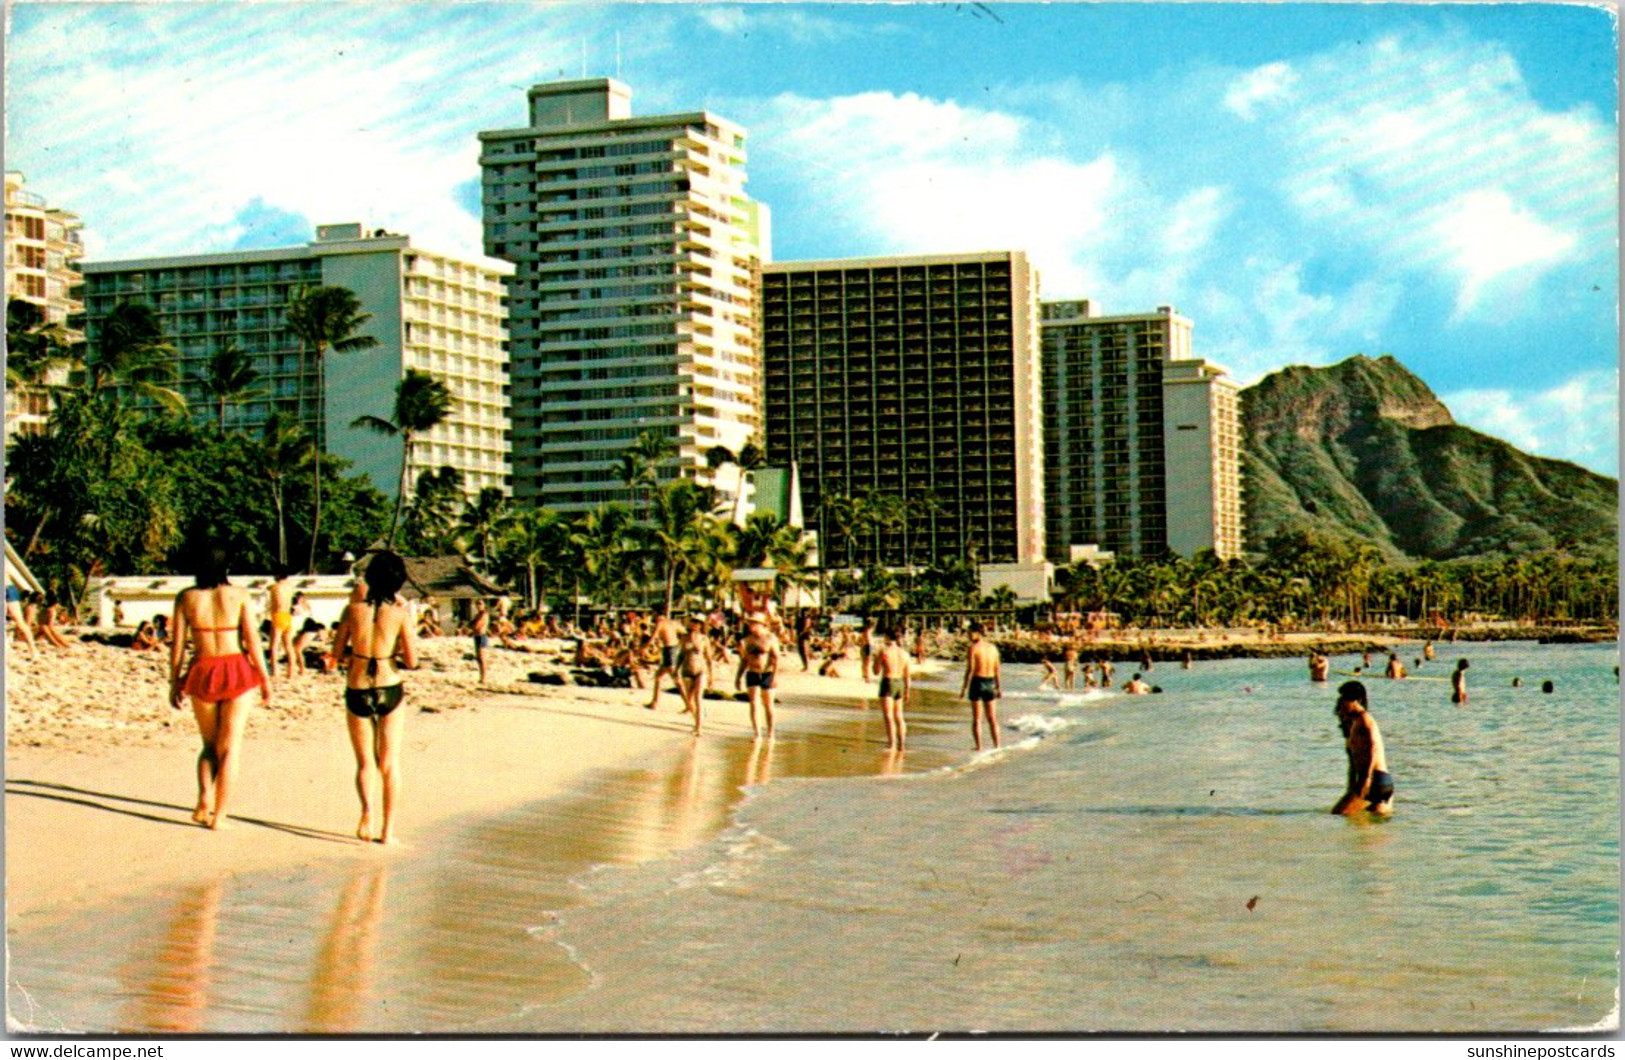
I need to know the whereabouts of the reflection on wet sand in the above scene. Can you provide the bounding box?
[305,864,388,1032]
[118,879,223,1033]
[18,689,969,1032]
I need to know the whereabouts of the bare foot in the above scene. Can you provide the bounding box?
[192,805,211,824]
[375,834,402,846]
[356,815,373,842]
[208,814,231,831]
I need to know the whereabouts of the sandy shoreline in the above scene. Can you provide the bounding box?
[4,632,928,925]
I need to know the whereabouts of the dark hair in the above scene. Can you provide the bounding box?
[1337,680,1368,707]
[191,542,232,589]
[1457,659,1470,670]
[364,551,407,605]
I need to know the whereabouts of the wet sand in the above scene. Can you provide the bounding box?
[6,635,956,1032]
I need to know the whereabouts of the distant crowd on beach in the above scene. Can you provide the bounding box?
[9,545,1613,844]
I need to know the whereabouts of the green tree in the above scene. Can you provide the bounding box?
[458,487,511,571]
[285,285,380,570]
[194,340,263,431]
[401,465,465,555]
[83,301,185,412]
[352,368,455,548]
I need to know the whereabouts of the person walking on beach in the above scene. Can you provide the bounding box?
[1038,657,1060,691]
[859,618,878,682]
[1331,681,1393,816]
[5,582,37,658]
[267,568,296,680]
[679,616,713,735]
[332,551,417,844]
[1308,651,1329,682]
[471,600,492,685]
[169,542,271,830]
[796,611,815,673]
[646,607,682,710]
[874,626,912,752]
[960,622,1003,751]
[735,618,780,739]
[1451,659,1469,704]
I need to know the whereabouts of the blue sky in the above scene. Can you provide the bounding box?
[7,2,1618,474]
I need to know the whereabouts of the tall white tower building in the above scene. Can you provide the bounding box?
[479,79,767,512]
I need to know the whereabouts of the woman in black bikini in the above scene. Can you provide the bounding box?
[170,542,271,829]
[332,551,418,844]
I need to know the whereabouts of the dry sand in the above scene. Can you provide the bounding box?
[5,630,901,923]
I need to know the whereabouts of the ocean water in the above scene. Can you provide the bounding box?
[8,642,1618,1034]
[505,642,1620,1034]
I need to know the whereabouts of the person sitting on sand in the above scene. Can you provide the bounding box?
[34,603,72,649]
[1451,659,1469,704]
[1331,680,1393,816]
[1385,653,1407,680]
[960,622,1003,751]
[818,647,844,678]
[1308,651,1329,683]
[874,627,912,752]
[735,619,780,739]
[678,616,713,735]
[170,541,271,830]
[131,620,161,652]
[611,637,645,690]
[331,550,417,845]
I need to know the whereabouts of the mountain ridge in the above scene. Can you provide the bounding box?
[1239,354,1618,561]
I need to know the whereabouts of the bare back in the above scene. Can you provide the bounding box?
[875,643,910,680]
[966,639,1001,678]
[177,585,253,659]
[337,600,417,690]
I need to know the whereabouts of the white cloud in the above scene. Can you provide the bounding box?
[1433,190,1578,316]
[699,7,748,35]
[755,91,1124,293]
[1223,61,1297,120]
[1443,368,1620,475]
[1243,31,1613,318]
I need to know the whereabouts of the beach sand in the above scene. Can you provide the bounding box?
[6,629,963,1032]
[4,630,922,923]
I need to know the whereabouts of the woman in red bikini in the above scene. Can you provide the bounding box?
[331,551,417,844]
[169,543,271,829]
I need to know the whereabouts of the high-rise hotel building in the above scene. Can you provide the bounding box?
[478,79,766,512]
[5,172,84,437]
[1040,299,1242,561]
[80,225,513,499]
[761,252,1047,574]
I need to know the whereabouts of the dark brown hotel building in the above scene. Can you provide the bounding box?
[760,251,1046,574]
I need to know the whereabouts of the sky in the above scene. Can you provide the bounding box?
[6,1,1618,475]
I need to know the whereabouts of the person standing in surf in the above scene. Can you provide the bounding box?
[874,626,912,752]
[1331,680,1394,816]
[960,622,1003,751]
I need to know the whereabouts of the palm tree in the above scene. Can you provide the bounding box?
[646,479,727,611]
[458,487,511,570]
[285,285,380,570]
[617,428,678,520]
[499,505,566,610]
[260,411,315,570]
[194,340,263,430]
[578,503,643,611]
[83,301,185,412]
[401,465,466,555]
[6,299,76,387]
[705,439,766,525]
[352,368,455,548]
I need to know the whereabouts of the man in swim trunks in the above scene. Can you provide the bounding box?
[874,626,912,752]
[471,600,492,685]
[734,618,780,739]
[960,622,1003,751]
[1385,652,1406,680]
[645,607,682,711]
[267,569,296,680]
[858,618,878,682]
[1331,680,1394,816]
